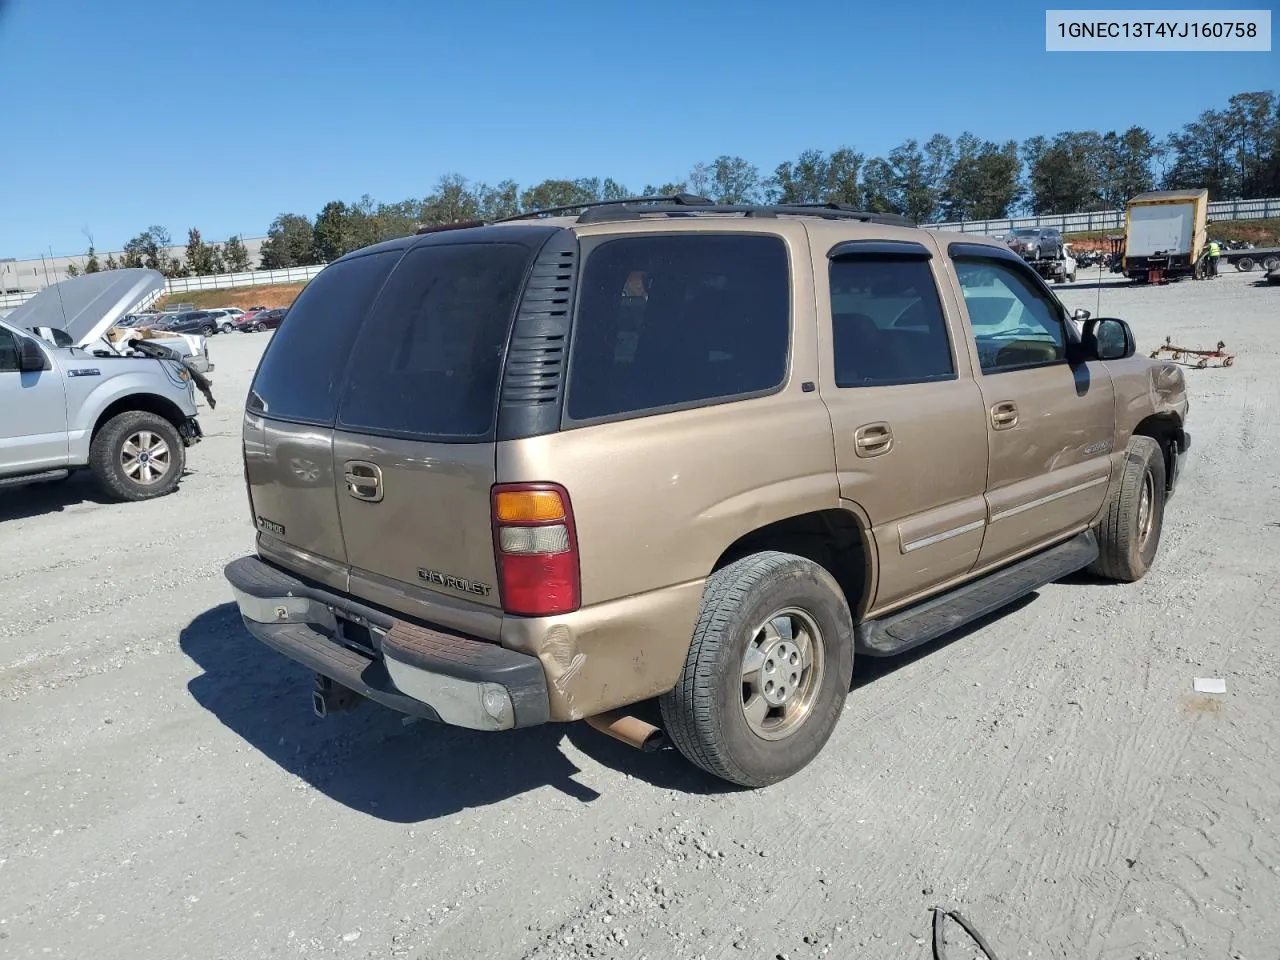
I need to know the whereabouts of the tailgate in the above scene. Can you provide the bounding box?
[328,238,543,636]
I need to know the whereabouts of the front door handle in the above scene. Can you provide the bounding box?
[853,421,893,458]
[990,401,1019,430]
[343,460,384,502]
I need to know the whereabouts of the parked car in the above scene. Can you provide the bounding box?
[205,309,241,333]
[223,199,1191,788]
[1,271,206,501]
[240,307,286,332]
[1003,226,1064,261]
[164,311,222,336]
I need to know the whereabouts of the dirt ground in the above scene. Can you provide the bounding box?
[155,282,306,311]
[2,266,1277,960]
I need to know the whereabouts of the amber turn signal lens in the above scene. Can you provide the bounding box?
[494,489,565,523]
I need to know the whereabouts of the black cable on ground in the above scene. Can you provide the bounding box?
[931,907,1000,960]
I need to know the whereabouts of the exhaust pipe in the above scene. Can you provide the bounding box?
[312,675,361,719]
[585,710,666,753]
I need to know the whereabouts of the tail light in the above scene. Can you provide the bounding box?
[491,482,581,617]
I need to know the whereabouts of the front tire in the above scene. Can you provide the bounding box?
[659,551,855,788]
[89,411,185,502]
[220,323,234,334]
[1088,435,1166,582]
[254,322,266,332]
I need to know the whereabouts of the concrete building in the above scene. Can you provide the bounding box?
[1,236,268,295]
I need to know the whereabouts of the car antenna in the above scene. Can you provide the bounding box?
[44,248,72,342]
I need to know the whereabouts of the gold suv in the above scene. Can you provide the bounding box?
[224,196,1191,788]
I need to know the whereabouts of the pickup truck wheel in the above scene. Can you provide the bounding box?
[1088,435,1166,583]
[1263,256,1279,272]
[89,411,185,502]
[659,551,854,788]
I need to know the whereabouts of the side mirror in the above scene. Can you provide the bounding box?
[1082,317,1135,361]
[18,337,50,372]
[1073,308,1091,321]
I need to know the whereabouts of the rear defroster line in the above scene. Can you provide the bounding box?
[931,907,1000,960]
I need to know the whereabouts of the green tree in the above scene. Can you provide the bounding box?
[422,174,483,223]
[887,139,937,223]
[122,225,174,272]
[708,155,761,204]
[259,213,315,269]
[1025,132,1104,214]
[184,227,218,275]
[1164,107,1239,196]
[104,253,120,271]
[860,158,898,212]
[519,179,589,213]
[312,200,356,263]
[66,262,81,277]
[84,245,101,273]
[477,180,520,219]
[223,235,251,272]
[1098,127,1158,208]
[209,244,227,275]
[641,181,690,198]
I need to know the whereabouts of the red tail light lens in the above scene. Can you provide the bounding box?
[491,482,581,617]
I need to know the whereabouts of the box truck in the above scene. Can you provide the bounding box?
[1122,189,1209,284]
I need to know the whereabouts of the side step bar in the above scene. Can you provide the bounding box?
[0,469,70,490]
[855,530,1099,657]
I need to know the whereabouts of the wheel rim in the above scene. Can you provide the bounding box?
[1137,469,1155,549]
[120,430,172,485]
[740,607,825,741]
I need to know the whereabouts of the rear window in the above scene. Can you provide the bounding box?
[566,234,789,421]
[248,250,401,423]
[335,242,533,441]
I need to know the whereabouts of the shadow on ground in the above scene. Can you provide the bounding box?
[181,603,737,823]
[0,471,110,520]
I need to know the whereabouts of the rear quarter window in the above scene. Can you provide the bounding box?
[566,234,790,422]
[248,249,402,424]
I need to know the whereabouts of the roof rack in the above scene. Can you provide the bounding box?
[415,193,917,233]
[493,193,714,223]
[574,200,916,227]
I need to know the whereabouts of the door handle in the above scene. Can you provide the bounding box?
[853,422,893,458]
[343,460,384,502]
[990,401,1019,430]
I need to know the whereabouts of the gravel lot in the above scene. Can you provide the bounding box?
[3,267,1278,960]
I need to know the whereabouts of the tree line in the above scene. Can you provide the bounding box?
[70,88,1278,277]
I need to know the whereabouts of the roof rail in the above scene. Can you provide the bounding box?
[576,202,917,227]
[493,193,714,223]
[412,195,916,233]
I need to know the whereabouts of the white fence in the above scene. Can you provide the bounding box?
[931,196,1280,236]
[0,263,326,311]
[163,263,326,293]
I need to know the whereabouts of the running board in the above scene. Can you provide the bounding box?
[855,530,1099,657]
[0,469,70,490]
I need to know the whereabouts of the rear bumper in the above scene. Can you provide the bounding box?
[223,555,550,730]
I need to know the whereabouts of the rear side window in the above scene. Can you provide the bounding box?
[566,234,789,421]
[336,242,534,441]
[829,257,955,386]
[248,250,401,423]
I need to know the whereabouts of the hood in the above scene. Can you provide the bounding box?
[4,268,167,347]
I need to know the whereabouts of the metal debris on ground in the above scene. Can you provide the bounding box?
[1149,336,1236,368]
[1193,677,1227,694]
[930,907,1000,960]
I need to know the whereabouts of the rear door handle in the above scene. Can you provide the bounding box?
[853,421,893,458]
[990,401,1019,430]
[343,460,384,502]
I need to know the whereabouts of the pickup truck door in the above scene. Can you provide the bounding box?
[0,325,70,473]
[943,243,1116,571]
[816,238,991,614]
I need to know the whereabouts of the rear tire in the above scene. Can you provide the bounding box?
[201,324,215,336]
[254,322,266,332]
[1087,435,1166,583]
[659,551,855,788]
[1238,257,1254,272]
[89,411,185,502]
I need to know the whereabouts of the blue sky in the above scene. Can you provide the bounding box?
[0,0,1275,257]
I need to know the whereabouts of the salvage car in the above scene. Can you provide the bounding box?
[224,195,1191,788]
[1,269,209,501]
